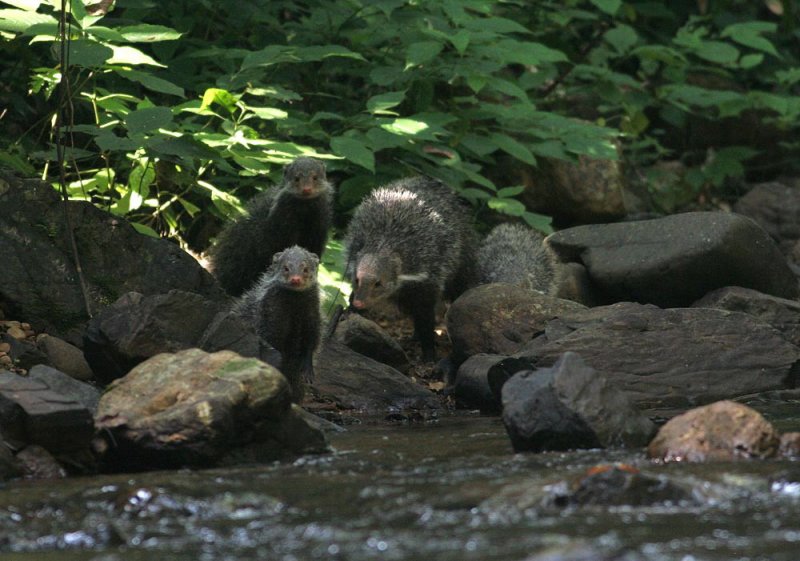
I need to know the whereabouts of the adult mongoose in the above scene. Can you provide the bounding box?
[210,157,333,296]
[345,176,476,361]
[477,223,556,294]
[235,245,321,402]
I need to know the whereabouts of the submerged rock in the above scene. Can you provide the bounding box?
[94,348,329,470]
[647,400,780,462]
[547,211,798,307]
[501,352,655,453]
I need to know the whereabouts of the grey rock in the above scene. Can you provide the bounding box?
[733,181,800,255]
[446,283,586,367]
[0,172,226,346]
[517,302,800,409]
[333,313,410,373]
[501,352,655,452]
[36,334,94,381]
[547,211,799,307]
[27,364,101,413]
[16,444,67,479]
[0,440,22,481]
[453,353,538,413]
[314,341,441,414]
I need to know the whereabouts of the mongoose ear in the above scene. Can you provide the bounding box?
[309,253,320,266]
[272,251,284,263]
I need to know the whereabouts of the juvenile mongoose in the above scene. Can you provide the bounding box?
[235,245,321,402]
[345,176,477,361]
[477,223,557,294]
[210,157,333,296]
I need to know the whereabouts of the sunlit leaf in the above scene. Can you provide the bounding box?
[366,90,406,115]
[108,44,166,67]
[330,136,375,172]
[126,106,173,135]
[118,24,182,42]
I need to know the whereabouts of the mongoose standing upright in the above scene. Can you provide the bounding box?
[235,245,321,402]
[345,176,477,361]
[209,157,333,296]
[477,223,556,294]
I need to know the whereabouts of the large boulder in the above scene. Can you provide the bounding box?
[693,286,800,347]
[94,349,328,470]
[83,290,260,384]
[446,283,586,367]
[547,211,798,307]
[733,181,800,256]
[0,172,226,346]
[314,341,441,414]
[501,352,655,452]
[647,401,780,462]
[514,302,800,410]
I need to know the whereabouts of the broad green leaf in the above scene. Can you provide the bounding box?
[366,90,406,115]
[497,185,525,197]
[1,0,42,10]
[739,53,764,69]
[145,136,219,162]
[632,45,686,66]
[241,45,296,69]
[461,188,491,201]
[589,0,621,15]
[522,211,553,233]
[490,133,537,165]
[662,84,745,109]
[381,118,430,137]
[20,21,57,37]
[493,40,568,64]
[118,24,182,42]
[366,127,408,150]
[330,136,374,172]
[126,106,173,135]
[201,88,238,113]
[108,45,166,67]
[405,41,443,68]
[95,132,141,151]
[450,30,470,55]
[68,40,113,67]
[721,21,779,57]
[486,77,529,102]
[248,106,289,120]
[488,197,526,216]
[0,7,55,32]
[604,25,637,54]
[694,41,739,65]
[530,140,568,160]
[85,25,126,42]
[114,68,184,97]
[463,16,530,34]
[131,222,159,238]
[297,45,366,62]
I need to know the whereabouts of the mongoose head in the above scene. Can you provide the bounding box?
[351,251,413,309]
[273,246,319,291]
[283,157,328,199]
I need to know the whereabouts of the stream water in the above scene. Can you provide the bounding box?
[1,411,799,561]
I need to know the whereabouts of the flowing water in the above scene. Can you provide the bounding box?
[1,411,799,561]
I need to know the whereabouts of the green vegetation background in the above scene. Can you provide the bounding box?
[1,0,799,304]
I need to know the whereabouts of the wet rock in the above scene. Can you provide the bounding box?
[453,354,538,413]
[693,286,800,346]
[554,465,695,508]
[314,341,441,414]
[0,370,94,455]
[35,334,94,381]
[647,400,780,462]
[517,302,800,409]
[502,352,655,453]
[83,290,264,384]
[0,171,226,346]
[27,364,101,413]
[16,444,67,479]
[0,440,22,481]
[447,283,586,367]
[547,211,799,307]
[733,181,800,256]
[94,348,328,470]
[333,313,410,373]
[780,433,800,458]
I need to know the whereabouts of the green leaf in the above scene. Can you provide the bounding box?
[241,45,295,69]
[494,40,568,64]
[95,132,141,152]
[0,7,55,32]
[68,40,113,67]
[201,88,239,113]
[1,0,43,10]
[488,197,526,216]
[366,90,406,115]
[131,222,159,238]
[464,16,531,34]
[522,211,553,233]
[108,45,166,67]
[721,21,779,57]
[497,185,525,197]
[126,106,174,135]
[330,136,375,172]
[405,41,443,68]
[695,41,739,65]
[604,25,637,54]
[381,118,430,137]
[297,45,366,62]
[589,0,621,15]
[145,136,219,163]
[247,106,289,120]
[739,53,764,69]
[490,133,537,165]
[450,30,470,55]
[114,68,184,97]
[118,24,182,42]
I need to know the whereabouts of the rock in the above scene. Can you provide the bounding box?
[1,333,47,373]
[94,348,328,470]
[83,290,260,384]
[0,440,22,481]
[0,171,227,346]
[780,433,800,458]
[314,341,441,414]
[0,370,94,455]
[647,400,780,462]
[197,309,266,361]
[733,181,800,255]
[693,286,800,347]
[16,444,67,479]
[547,211,799,307]
[6,325,26,340]
[453,354,537,413]
[446,283,586,367]
[501,352,655,452]
[36,334,94,381]
[555,465,695,507]
[516,302,800,409]
[27,364,101,413]
[333,313,411,373]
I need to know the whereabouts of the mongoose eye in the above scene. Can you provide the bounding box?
[283,265,290,272]
[374,280,382,288]
[311,174,318,181]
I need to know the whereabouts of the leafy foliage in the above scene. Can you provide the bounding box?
[0,0,798,242]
